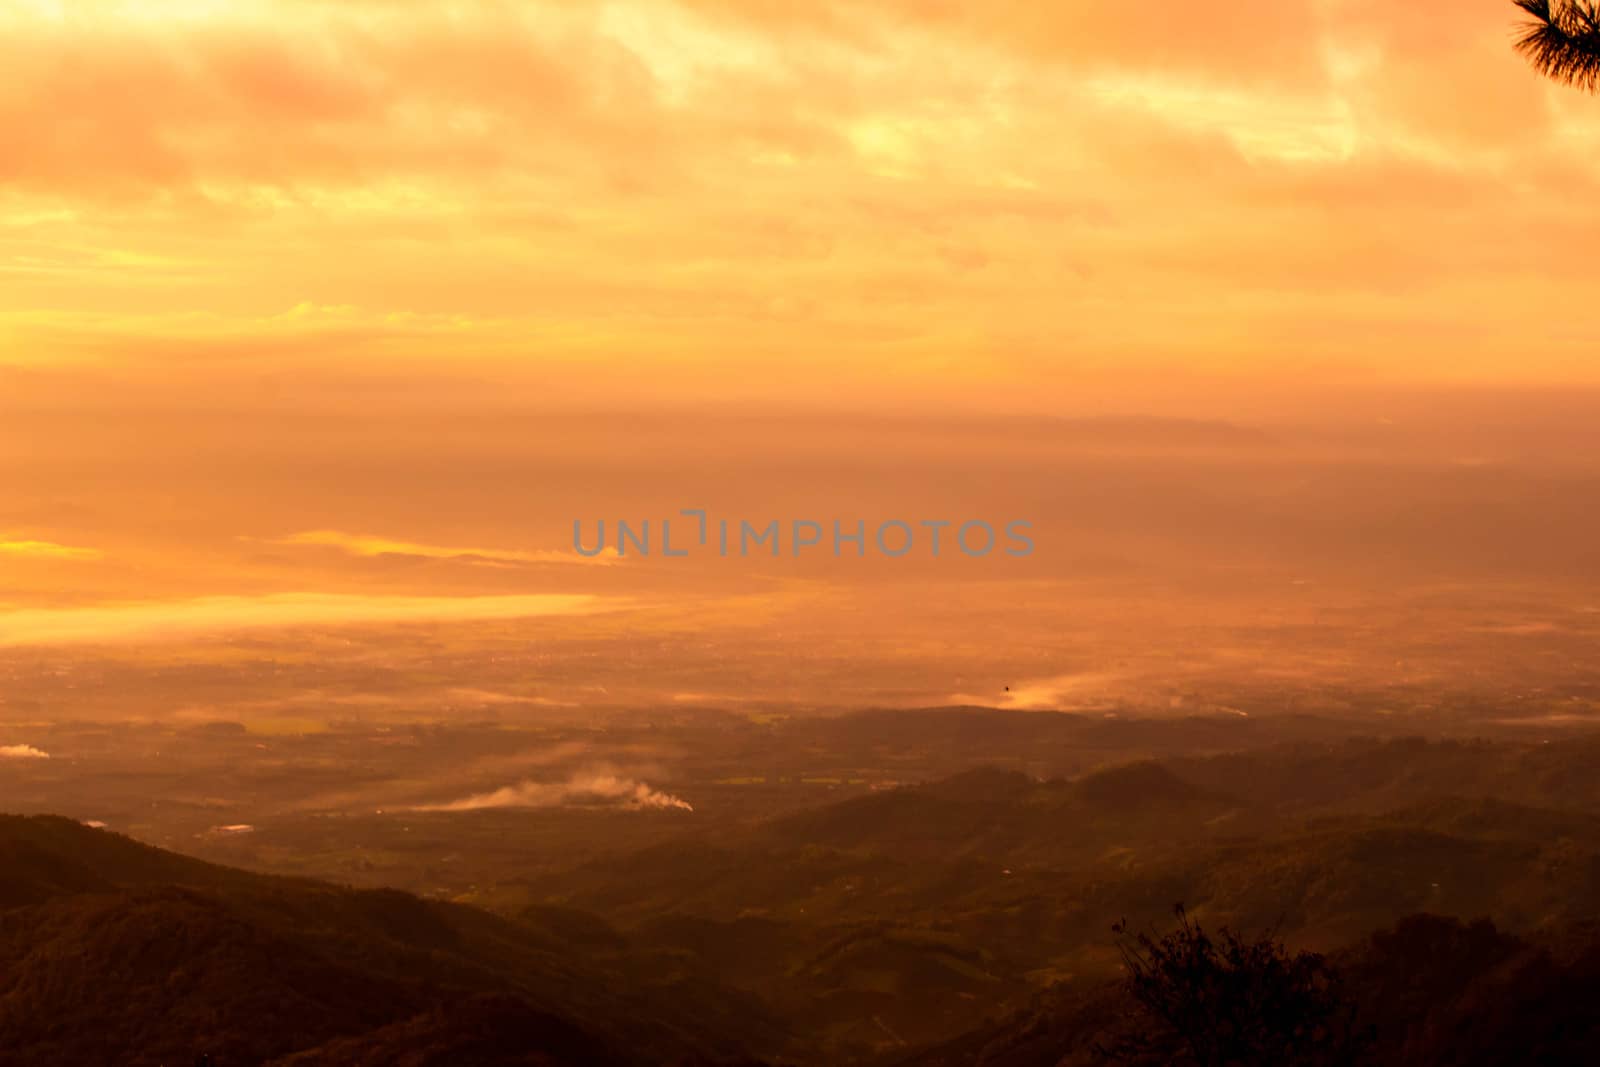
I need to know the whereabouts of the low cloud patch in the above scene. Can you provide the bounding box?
[415,770,693,812]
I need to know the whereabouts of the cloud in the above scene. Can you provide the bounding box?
[951,671,1127,711]
[677,0,1326,84]
[0,2,665,197]
[0,539,102,560]
[0,744,49,760]
[5,0,1600,401]
[415,770,693,812]
[0,592,618,647]
[269,529,615,566]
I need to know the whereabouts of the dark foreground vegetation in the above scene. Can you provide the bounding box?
[7,726,1600,1065]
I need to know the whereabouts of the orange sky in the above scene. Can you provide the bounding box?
[6,1,1600,662]
[4,0,1600,412]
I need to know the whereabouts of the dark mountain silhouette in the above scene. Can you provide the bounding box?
[0,816,784,1067]
[501,742,1600,1059]
[12,732,1600,1064]
[900,914,1600,1066]
[1165,735,1600,816]
[764,763,1234,865]
[267,995,622,1066]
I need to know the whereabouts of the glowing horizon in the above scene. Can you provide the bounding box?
[5,1,1600,664]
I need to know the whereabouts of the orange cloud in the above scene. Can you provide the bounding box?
[269,530,616,566]
[0,539,103,560]
[0,592,618,647]
[3,0,1599,405]
[676,0,1328,83]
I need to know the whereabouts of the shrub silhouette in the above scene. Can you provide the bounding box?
[1101,905,1363,1067]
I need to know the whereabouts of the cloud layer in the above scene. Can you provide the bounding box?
[4,0,1599,408]
[0,592,612,646]
[0,540,102,561]
[269,530,615,567]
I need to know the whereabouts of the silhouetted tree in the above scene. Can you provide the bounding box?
[1101,905,1363,1067]
[1514,1,1600,90]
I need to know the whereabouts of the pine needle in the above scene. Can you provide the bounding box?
[1514,0,1600,92]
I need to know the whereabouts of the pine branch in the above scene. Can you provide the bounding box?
[1514,0,1600,92]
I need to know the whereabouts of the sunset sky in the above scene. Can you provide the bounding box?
[4,0,1600,414]
[4,1,1600,669]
